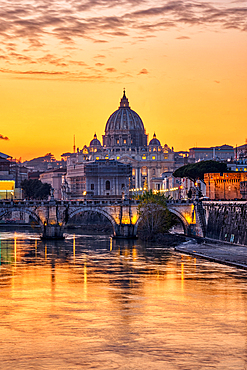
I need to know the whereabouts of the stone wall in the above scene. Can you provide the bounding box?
[204,202,247,245]
[204,172,247,200]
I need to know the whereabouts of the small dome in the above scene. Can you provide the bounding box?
[149,133,160,146]
[90,133,101,147]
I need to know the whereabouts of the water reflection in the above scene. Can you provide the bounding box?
[0,230,247,369]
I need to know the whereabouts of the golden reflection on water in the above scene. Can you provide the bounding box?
[181,262,184,292]
[73,233,76,260]
[0,232,247,370]
[14,233,17,266]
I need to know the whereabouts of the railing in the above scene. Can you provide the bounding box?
[0,198,140,207]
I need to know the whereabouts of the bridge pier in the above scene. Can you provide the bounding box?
[114,224,137,239]
[41,223,64,240]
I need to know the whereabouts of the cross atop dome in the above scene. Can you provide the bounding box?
[119,88,130,108]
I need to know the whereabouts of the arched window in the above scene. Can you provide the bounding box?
[141,166,147,176]
[106,180,110,190]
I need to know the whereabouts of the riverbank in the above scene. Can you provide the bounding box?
[175,240,247,270]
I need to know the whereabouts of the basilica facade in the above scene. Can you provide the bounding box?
[66,91,175,198]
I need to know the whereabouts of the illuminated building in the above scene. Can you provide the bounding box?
[189,145,234,162]
[85,159,132,197]
[204,172,247,200]
[40,168,66,200]
[66,91,175,198]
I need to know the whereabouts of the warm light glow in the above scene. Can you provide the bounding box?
[73,234,75,260]
[121,217,131,225]
[14,233,17,266]
[181,262,184,291]
[0,0,246,160]
[0,181,15,191]
[131,214,138,225]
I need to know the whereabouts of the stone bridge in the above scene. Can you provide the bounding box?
[0,198,199,239]
[2,198,244,242]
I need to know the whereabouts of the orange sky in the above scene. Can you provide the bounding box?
[0,0,246,160]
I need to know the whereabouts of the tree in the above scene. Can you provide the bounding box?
[173,160,228,183]
[136,190,174,240]
[21,179,51,200]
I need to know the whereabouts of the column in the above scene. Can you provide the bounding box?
[116,176,119,195]
[98,177,100,196]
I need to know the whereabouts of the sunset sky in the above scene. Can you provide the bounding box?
[0,0,246,160]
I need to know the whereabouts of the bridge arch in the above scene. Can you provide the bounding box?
[0,207,43,228]
[67,207,118,235]
[167,208,190,234]
[133,207,190,236]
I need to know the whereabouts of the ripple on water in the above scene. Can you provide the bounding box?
[0,231,247,369]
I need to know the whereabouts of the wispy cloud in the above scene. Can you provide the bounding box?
[176,36,190,39]
[105,67,117,72]
[138,68,148,74]
[0,0,246,79]
[0,134,9,140]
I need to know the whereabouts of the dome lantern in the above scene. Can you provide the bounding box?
[90,133,101,147]
[119,89,130,108]
[149,132,161,146]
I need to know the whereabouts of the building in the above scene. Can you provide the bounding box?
[0,154,22,199]
[227,158,247,172]
[66,90,175,198]
[85,159,132,198]
[189,145,234,162]
[40,168,66,200]
[240,181,247,199]
[236,143,247,159]
[162,173,206,200]
[204,172,247,200]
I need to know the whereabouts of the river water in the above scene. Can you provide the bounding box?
[0,230,247,370]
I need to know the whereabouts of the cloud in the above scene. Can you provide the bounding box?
[95,62,104,66]
[176,36,190,39]
[0,0,247,78]
[121,58,132,63]
[0,134,9,140]
[93,39,108,43]
[93,54,106,59]
[138,68,148,75]
[105,67,116,72]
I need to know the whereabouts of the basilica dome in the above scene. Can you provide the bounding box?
[103,90,147,148]
[105,90,145,132]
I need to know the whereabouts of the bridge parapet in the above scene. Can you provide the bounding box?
[0,198,206,240]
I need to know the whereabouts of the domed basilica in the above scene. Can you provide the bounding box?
[66,90,175,197]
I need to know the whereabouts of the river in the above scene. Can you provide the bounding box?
[0,230,247,370]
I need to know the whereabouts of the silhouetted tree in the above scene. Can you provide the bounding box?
[136,190,174,240]
[173,160,228,183]
[21,179,51,200]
